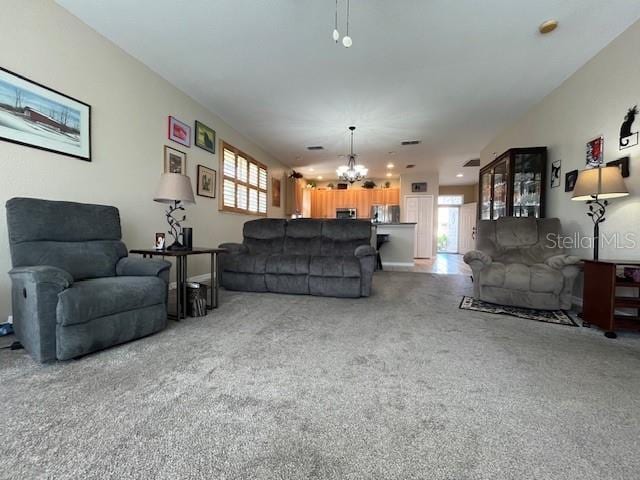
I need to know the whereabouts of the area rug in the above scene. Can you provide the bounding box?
[459,296,577,326]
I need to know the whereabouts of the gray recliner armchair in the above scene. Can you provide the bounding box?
[6,198,171,363]
[463,217,580,310]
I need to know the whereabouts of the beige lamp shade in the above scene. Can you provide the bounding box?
[154,173,196,204]
[571,166,629,201]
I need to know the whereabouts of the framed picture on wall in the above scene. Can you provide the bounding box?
[551,160,561,188]
[565,169,578,192]
[0,66,91,161]
[168,116,191,147]
[196,164,216,198]
[164,145,186,174]
[411,182,427,193]
[195,120,216,154]
[272,177,281,207]
[586,136,604,167]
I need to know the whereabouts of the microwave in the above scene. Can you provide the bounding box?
[336,208,357,219]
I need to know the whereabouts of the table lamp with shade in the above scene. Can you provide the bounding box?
[153,173,196,251]
[571,166,629,260]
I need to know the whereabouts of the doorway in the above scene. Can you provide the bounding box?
[437,195,463,253]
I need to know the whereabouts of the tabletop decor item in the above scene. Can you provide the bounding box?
[168,115,191,147]
[195,120,216,154]
[155,232,165,250]
[153,173,196,250]
[196,164,216,198]
[164,145,186,174]
[0,66,91,161]
[572,166,629,260]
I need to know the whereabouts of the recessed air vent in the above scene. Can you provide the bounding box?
[463,158,480,167]
[406,164,416,169]
[307,146,324,151]
[401,140,421,146]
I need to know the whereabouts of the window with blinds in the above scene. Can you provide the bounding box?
[221,142,268,215]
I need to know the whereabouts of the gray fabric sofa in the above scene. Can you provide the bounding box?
[6,198,171,363]
[219,218,376,297]
[463,217,580,310]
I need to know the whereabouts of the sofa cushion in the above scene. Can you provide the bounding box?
[243,218,286,255]
[320,220,372,256]
[223,254,268,274]
[284,219,323,255]
[57,276,166,327]
[480,262,563,294]
[310,256,361,278]
[266,255,310,275]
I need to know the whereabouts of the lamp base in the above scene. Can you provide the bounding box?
[167,240,188,251]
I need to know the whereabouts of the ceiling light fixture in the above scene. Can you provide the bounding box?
[387,163,394,169]
[317,176,324,180]
[456,173,464,178]
[336,126,367,183]
[539,19,558,35]
[386,173,393,178]
[332,0,340,42]
[342,0,352,47]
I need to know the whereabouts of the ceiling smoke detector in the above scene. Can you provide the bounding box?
[401,140,421,146]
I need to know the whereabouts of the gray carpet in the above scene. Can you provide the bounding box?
[1,272,640,480]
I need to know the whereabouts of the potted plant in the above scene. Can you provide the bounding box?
[384,181,391,189]
[306,180,317,189]
[289,170,304,179]
[327,183,335,190]
[362,180,376,189]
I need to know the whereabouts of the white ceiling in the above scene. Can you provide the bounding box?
[57,0,640,185]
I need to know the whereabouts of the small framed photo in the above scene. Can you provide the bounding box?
[565,169,578,192]
[586,136,604,167]
[195,120,216,154]
[197,164,216,198]
[412,182,427,193]
[164,145,186,174]
[155,233,165,250]
[606,156,630,178]
[551,160,561,188]
[168,116,191,147]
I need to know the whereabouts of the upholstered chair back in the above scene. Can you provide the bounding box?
[285,219,323,255]
[475,217,565,266]
[242,218,286,255]
[320,220,372,256]
[6,197,127,280]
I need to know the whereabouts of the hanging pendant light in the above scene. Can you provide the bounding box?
[336,126,367,183]
[332,0,340,42]
[342,0,352,47]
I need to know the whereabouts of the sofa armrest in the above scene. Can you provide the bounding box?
[8,266,73,363]
[219,242,248,255]
[9,265,73,288]
[545,254,581,270]
[463,250,492,271]
[116,257,171,282]
[355,245,377,258]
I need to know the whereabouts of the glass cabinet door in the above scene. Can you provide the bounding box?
[492,160,508,219]
[512,152,544,217]
[480,171,492,220]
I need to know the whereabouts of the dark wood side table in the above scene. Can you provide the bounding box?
[129,247,227,321]
[582,259,640,338]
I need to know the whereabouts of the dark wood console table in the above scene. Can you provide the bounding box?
[582,259,640,338]
[129,247,227,321]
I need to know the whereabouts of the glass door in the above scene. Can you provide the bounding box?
[480,171,492,220]
[512,152,544,217]
[492,160,508,219]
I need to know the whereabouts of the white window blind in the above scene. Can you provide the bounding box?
[221,143,268,216]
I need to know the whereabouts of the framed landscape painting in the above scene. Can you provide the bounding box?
[197,165,216,198]
[164,145,186,174]
[0,66,91,161]
[195,120,216,154]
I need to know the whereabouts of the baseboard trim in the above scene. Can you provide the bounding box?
[169,273,211,291]
[381,262,415,268]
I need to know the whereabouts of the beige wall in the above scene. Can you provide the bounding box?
[400,172,439,256]
[438,184,478,204]
[481,20,640,264]
[0,0,289,321]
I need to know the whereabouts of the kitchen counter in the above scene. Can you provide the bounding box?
[374,223,416,267]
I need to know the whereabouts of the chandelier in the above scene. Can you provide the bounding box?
[337,126,367,183]
[332,0,353,48]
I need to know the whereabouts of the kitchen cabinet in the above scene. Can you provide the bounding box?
[478,147,547,220]
[285,177,305,216]
[309,188,400,219]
